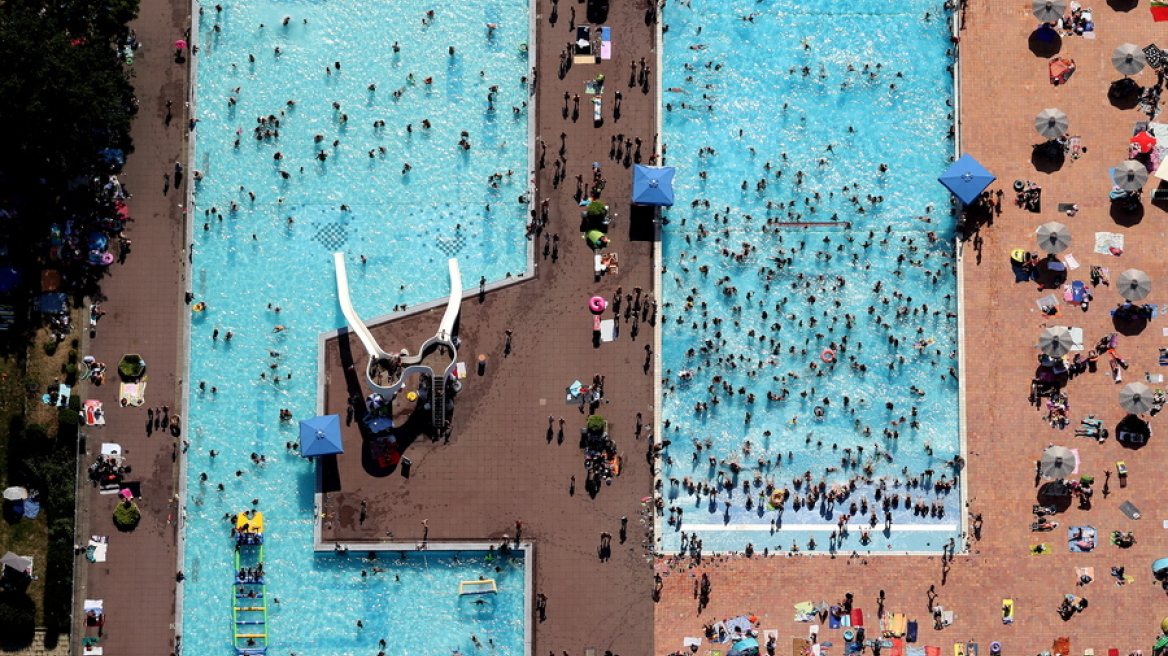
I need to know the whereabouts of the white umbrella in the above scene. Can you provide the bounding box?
[1036,222,1072,254]
[1113,44,1148,76]
[2,487,28,501]
[1040,445,1076,479]
[1120,382,1155,414]
[1038,326,1074,357]
[1114,160,1149,191]
[1035,108,1069,139]
[1033,0,1067,22]
[1117,269,1152,301]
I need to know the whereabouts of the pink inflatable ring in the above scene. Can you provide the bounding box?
[589,296,607,314]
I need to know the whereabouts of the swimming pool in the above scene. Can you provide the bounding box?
[181,0,530,652]
[657,0,962,554]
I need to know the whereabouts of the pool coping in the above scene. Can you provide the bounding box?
[650,4,968,558]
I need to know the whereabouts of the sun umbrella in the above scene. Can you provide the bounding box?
[1120,382,1155,414]
[1113,160,1149,191]
[2,487,28,501]
[1040,445,1076,479]
[1035,108,1069,139]
[1117,269,1152,301]
[1033,0,1067,22]
[1036,222,1072,254]
[298,414,344,457]
[1113,44,1148,75]
[1038,326,1074,357]
[1132,131,1157,154]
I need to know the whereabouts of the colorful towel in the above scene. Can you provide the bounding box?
[1002,599,1014,624]
[1094,232,1124,256]
[119,381,145,407]
[1031,543,1053,555]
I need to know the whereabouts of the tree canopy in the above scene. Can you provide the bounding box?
[0,0,139,188]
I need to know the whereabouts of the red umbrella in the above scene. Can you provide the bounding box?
[1132,131,1157,153]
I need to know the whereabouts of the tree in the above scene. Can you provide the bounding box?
[112,500,140,531]
[0,0,140,189]
[0,591,36,647]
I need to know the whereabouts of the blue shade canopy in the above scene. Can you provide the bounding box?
[299,414,343,457]
[939,154,996,205]
[632,165,676,206]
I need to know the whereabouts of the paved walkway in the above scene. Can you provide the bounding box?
[317,1,661,655]
[656,1,1168,655]
[73,0,188,652]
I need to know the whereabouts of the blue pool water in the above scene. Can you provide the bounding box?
[182,0,530,652]
[658,0,962,553]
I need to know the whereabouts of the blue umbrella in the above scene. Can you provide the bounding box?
[632,165,676,206]
[299,414,344,457]
[939,154,996,205]
[728,637,759,656]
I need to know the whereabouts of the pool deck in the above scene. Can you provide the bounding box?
[72,0,189,652]
[316,2,659,656]
[654,1,1168,654]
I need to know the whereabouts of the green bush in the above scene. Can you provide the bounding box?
[57,408,78,425]
[117,354,144,379]
[587,201,607,217]
[68,394,81,412]
[113,501,140,530]
[586,415,606,433]
[67,349,77,363]
[42,341,57,356]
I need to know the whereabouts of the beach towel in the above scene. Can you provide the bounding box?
[1065,254,1079,269]
[85,400,105,425]
[1075,566,1094,582]
[954,644,966,656]
[926,648,941,656]
[967,644,979,656]
[600,26,612,59]
[763,631,779,648]
[1002,599,1014,624]
[1069,448,1080,474]
[1069,526,1097,551]
[1031,543,1053,554]
[712,621,728,642]
[891,639,904,656]
[906,620,918,643]
[599,319,616,342]
[1053,637,1070,656]
[829,609,842,630]
[119,381,145,407]
[726,616,753,638]
[1119,500,1141,519]
[851,608,864,628]
[894,613,908,637]
[793,638,813,656]
[1037,294,1060,310]
[86,537,108,563]
[1068,327,1083,351]
[1013,262,1031,283]
[908,648,926,656]
[684,638,703,648]
[1095,232,1125,255]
